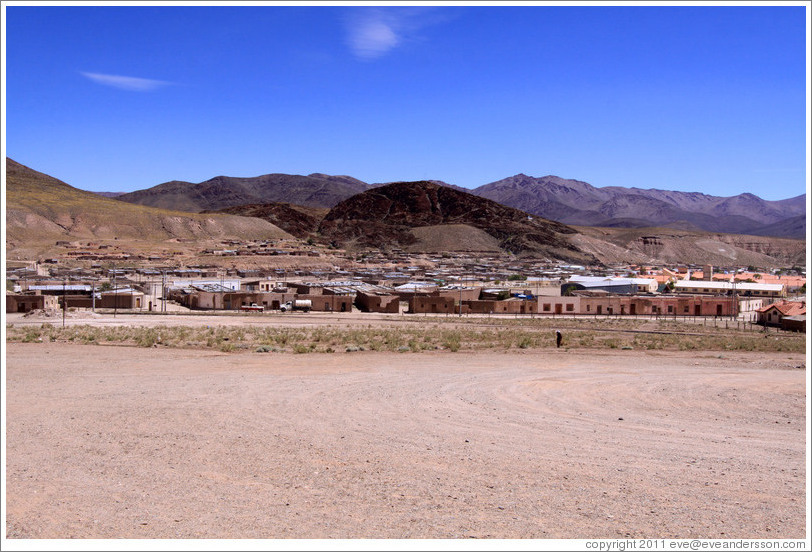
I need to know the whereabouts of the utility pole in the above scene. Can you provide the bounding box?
[62,279,66,328]
[459,283,462,317]
[113,263,117,318]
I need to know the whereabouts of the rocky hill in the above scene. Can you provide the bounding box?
[204,203,328,239]
[5,158,291,257]
[317,181,598,263]
[473,174,806,239]
[116,172,369,212]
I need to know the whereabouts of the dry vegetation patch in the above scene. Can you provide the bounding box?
[7,316,804,355]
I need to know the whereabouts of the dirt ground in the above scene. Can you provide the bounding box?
[4,333,807,540]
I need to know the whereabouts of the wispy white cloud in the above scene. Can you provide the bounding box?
[344,8,449,61]
[80,72,173,91]
[349,16,399,59]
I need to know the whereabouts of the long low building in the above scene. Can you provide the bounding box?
[538,294,753,317]
[172,288,354,312]
[673,280,785,298]
[562,276,659,295]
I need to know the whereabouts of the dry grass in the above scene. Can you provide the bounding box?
[6,317,805,354]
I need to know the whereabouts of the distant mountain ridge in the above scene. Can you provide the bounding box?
[7,158,805,268]
[116,172,369,211]
[109,169,806,239]
[472,174,806,239]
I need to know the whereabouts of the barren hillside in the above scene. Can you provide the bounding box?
[572,226,806,267]
[5,158,291,257]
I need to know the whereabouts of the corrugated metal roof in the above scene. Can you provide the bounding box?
[29,285,93,292]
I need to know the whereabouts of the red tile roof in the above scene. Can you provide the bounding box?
[755,301,806,316]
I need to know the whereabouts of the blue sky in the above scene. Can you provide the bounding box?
[3,2,809,200]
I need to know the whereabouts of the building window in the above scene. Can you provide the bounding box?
[566,304,574,312]
[586,305,591,312]
[543,303,551,311]
[667,305,673,313]
[684,306,689,313]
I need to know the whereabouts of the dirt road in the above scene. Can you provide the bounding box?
[5,341,806,540]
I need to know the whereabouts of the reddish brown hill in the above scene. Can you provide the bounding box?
[204,203,327,239]
[318,181,597,263]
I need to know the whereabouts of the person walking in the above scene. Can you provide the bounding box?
[556,329,562,348]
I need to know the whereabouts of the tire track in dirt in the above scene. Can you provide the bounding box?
[5,344,806,539]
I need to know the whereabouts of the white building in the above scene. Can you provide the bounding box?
[673,280,785,298]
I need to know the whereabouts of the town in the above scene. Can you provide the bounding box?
[6,237,807,331]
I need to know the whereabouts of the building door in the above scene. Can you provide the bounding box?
[695,305,701,316]
[716,304,723,316]
[630,304,636,315]
[555,304,562,314]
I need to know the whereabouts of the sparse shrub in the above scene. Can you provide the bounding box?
[135,329,159,348]
[444,338,461,352]
[22,329,41,343]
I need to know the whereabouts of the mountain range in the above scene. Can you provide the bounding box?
[473,174,806,238]
[113,171,806,239]
[117,173,368,211]
[5,157,806,267]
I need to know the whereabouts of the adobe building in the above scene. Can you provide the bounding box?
[408,295,458,314]
[539,297,580,315]
[534,295,736,317]
[179,289,354,313]
[355,290,401,313]
[755,300,806,328]
[581,295,735,317]
[464,298,535,314]
[6,293,60,313]
[98,289,146,309]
